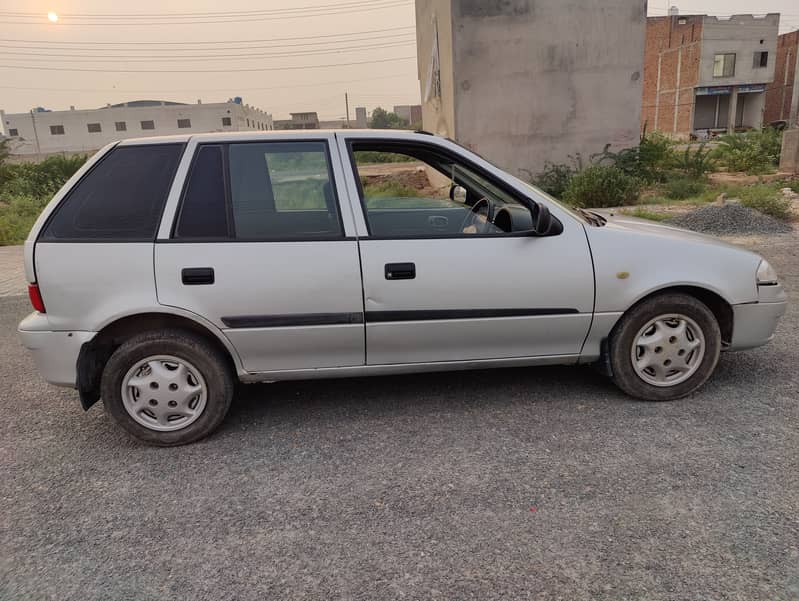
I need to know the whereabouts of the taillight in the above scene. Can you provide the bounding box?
[28,283,46,313]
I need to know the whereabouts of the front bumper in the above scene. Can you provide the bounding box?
[18,312,95,387]
[729,284,787,351]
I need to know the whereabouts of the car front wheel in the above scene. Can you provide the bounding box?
[101,330,234,446]
[609,293,722,401]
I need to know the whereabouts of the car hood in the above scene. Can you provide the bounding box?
[590,209,750,252]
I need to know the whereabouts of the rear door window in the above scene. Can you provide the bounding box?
[173,141,343,241]
[40,144,183,241]
[228,141,342,240]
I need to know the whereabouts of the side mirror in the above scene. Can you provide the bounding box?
[449,184,467,203]
[532,203,553,235]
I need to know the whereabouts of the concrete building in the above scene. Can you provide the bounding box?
[355,106,368,128]
[764,30,799,128]
[641,13,780,138]
[1,99,272,157]
[415,0,646,178]
[393,104,423,126]
[273,112,320,130]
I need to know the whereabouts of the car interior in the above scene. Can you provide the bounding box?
[351,141,560,238]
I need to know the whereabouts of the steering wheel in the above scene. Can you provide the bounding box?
[460,197,494,234]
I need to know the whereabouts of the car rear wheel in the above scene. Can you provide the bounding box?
[609,293,721,401]
[101,330,234,446]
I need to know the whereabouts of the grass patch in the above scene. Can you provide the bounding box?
[663,177,705,200]
[623,207,672,222]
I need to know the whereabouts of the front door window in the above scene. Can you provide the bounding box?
[350,145,531,237]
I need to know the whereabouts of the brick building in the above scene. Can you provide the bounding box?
[764,30,799,127]
[642,13,779,138]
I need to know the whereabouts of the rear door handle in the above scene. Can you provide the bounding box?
[181,267,215,285]
[385,262,416,280]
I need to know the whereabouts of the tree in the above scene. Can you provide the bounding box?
[369,107,410,129]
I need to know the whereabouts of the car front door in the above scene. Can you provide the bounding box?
[337,134,594,366]
[155,135,365,374]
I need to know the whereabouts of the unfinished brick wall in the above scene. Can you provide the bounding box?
[764,31,798,124]
[641,16,703,137]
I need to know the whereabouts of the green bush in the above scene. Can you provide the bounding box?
[664,177,706,200]
[1,154,87,198]
[0,195,49,245]
[739,195,792,220]
[562,165,642,208]
[592,131,674,184]
[714,128,782,174]
[354,151,416,164]
[530,160,579,198]
[669,143,715,177]
[728,184,793,220]
[0,153,87,245]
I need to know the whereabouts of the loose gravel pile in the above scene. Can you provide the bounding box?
[668,203,793,235]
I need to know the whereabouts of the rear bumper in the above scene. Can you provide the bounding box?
[730,300,787,351]
[18,312,95,387]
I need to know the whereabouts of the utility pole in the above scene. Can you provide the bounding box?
[29,109,41,158]
[345,92,350,127]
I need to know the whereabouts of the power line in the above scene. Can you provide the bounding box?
[0,35,417,58]
[0,0,407,19]
[0,55,417,73]
[0,32,416,55]
[0,40,416,62]
[0,26,415,47]
[0,0,412,26]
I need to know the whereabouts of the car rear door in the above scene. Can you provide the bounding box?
[337,133,594,366]
[155,134,365,374]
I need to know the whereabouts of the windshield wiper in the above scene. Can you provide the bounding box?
[576,208,606,226]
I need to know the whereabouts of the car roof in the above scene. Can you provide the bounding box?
[116,129,437,146]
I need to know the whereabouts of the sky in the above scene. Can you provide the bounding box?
[1,0,798,121]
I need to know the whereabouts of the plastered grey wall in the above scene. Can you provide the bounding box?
[446,0,646,179]
[416,0,457,139]
[698,15,779,87]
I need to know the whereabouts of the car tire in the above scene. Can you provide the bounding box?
[609,293,721,401]
[101,329,234,446]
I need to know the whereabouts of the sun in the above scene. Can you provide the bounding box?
[47,11,58,22]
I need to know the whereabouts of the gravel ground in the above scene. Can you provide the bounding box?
[1,233,798,601]
[668,203,793,236]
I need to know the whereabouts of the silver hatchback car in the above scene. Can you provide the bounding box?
[19,130,787,445]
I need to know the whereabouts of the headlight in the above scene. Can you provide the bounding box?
[756,260,779,285]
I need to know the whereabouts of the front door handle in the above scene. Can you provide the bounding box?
[182,267,215,285]
[385,262,416,280]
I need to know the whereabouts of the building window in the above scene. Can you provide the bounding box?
[753,51,768,68]
[8,128,18,136]
[50,125,65,135]
[222,117,232,127]
[713,53,736,77]
[246,119,250,127]
[177,118,191,129]
[87,123,102,133]
[140,120,155,130]
[115,121,127,131]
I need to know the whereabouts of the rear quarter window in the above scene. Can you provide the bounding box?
[40,144,184,241]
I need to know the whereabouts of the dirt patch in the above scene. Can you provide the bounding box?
[360,169,431,191]
[709,171,795,186]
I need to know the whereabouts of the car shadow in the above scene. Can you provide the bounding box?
[222,364,621,431]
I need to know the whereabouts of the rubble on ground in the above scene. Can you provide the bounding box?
[667,203,793,235]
